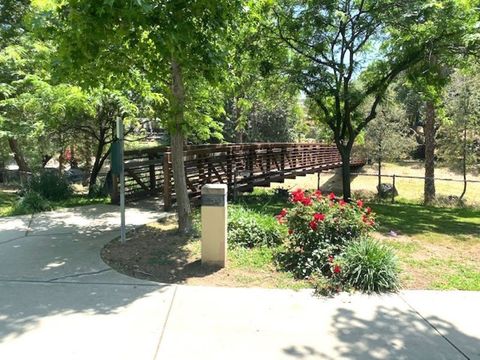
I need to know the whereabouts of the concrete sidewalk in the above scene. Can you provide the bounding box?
[0,206,479,359]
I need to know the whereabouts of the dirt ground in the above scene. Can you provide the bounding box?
[101,218,307,289]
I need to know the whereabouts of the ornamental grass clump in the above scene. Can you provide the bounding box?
[277,189,375,279]
[341,237,400,293]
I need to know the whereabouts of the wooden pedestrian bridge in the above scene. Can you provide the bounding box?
[113,143,365,209]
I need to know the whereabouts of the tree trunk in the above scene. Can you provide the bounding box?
[460,120,467,200]
[7,137,29,172]
[339,146,352,201]
[233,97,243,143]
[377,157,382,191]
[171,58,192,234]
[58,149,64,174]
[88,136,108,194]
[424,100,436,204]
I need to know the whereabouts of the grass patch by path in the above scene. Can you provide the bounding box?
[0,190,110,217]
[0,191,17,217]
[371,201,480,290]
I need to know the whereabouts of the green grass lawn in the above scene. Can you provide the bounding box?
[0,191,17,217]
[0,190,110,217]
[271,161,480,207]
[371,201,480,290]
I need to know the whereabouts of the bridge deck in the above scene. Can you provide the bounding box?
[114,143,365,208]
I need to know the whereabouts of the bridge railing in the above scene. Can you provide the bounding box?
[114,143,365,208]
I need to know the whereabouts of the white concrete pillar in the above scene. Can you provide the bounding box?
[201,184,227,267]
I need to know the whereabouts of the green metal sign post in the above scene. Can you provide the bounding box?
[116,118,126,243]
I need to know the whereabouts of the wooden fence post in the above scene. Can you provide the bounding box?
[148,153,156,193]
[392,174,396,204]
[163,153,172,211]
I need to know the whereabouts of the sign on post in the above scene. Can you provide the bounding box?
[201,184,227,267]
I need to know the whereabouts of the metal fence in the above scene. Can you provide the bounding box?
[315,170,480,205]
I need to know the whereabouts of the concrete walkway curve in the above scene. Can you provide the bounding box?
[0,205,479,360]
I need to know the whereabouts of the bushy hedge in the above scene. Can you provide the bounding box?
[14,191,51,214]
[228,206,284,248]
[25,172,73,201]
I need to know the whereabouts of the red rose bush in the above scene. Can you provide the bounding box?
[276,189,375,280]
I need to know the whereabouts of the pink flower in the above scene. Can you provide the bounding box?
[328,255,334,263]
[333,265,341,274]
[309,220,318,231]
[339,200,347,207]
[357,200,364,208]
[328,192,336,201]
[314,190,322,199]
[279,208,288,217]
[313,213,325,222]
[366,207,372,215]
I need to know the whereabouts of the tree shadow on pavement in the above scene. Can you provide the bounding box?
[283,304,479,359]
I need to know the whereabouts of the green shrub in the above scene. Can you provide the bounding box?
[25,172,73,201]
[228,206,284,248]
[13,191,51,214]
[341,237,400,293]
[88,182,108,198]
[277,189,375,278]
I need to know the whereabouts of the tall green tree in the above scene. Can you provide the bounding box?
[53,0,242,233]
[364,91,416,190]
[438,66,480,199]
[272,0,477,200]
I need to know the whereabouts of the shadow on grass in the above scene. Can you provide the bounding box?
[371,202,480,238]
[233,190,288,216]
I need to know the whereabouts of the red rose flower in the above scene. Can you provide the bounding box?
[339,199,347,207]
[288,229,294,235]
[279,208,288,217]
[309,220,318,231]
[366,207,372,215]
[328,192,336,201]
[357,199,364,208]
[291,189,305,203]
[301,197,313,206]
[314,190,322,199]
[333,265,341,274]
[313,213,325,221]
